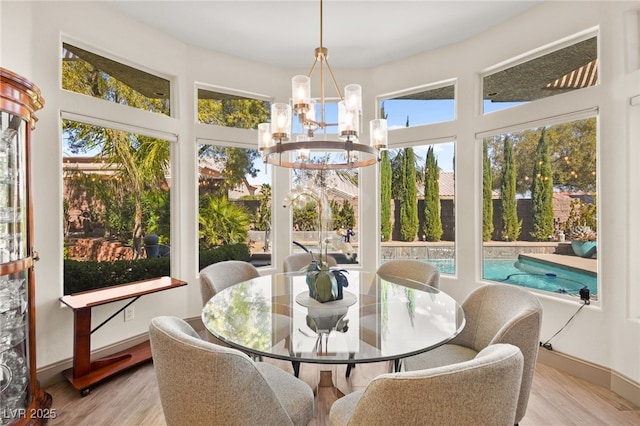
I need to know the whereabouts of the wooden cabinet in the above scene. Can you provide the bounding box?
[0,68,52,425]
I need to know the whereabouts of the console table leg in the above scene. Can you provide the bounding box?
[73,308,92,378]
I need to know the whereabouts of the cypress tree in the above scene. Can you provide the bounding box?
[400,147,419,241]
[340,199,356,230]
[423,146,442,241]
[530,128,555,241]
[380,150,392,241]
[501,136,521,241]
[482,139,494,241]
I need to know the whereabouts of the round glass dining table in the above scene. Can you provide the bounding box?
[202,270,465,375]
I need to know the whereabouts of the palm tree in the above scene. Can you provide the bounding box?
[199,196,250,248]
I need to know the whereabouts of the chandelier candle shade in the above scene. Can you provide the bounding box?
[258,0,387,170]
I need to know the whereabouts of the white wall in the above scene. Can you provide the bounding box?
[2,0,638,396]
[368,0,640,393]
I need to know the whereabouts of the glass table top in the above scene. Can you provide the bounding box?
[202,271,465,364]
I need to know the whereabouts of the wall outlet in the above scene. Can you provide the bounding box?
[124,306,134,322]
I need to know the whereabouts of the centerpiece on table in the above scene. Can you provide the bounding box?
[284,183,353,303]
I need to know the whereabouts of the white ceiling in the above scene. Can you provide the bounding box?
[104,0,542,68]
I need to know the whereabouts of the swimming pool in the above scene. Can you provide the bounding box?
[426,257,597,298]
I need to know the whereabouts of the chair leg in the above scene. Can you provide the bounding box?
[345,363,355,377]
[345,353,356,377]
[394,358,402,372]
[292,361,300,378]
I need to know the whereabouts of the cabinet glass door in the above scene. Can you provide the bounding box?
[0,112,30,424]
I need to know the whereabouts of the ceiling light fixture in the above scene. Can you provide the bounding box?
[258,0,387,170]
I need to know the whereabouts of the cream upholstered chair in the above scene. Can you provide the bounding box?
[200,260,260,345]
[283,252,337,272]
[403,283,542,425]
[200,260,293,364]
[376,259,440,288]
[149,316,314,426]
[199,260,260,306]
[330,343,524,426]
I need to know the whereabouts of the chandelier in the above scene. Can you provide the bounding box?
[258,0,388,170]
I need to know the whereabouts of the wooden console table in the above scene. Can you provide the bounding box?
[59,276,187,396]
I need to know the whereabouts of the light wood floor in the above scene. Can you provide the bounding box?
[44,353,640,426]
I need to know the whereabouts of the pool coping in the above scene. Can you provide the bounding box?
[519,253,597,276]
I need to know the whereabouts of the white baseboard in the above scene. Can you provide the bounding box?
[537,347,640,407]
[38,317,206,388]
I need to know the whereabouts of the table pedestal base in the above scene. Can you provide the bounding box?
[319,370,345,398]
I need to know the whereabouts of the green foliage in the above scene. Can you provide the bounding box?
[252,184,272,232]
[390,149,405,200]
[485,118,596,194]
[293,201,319,231]
[63,56,266,256]
[327,198,354,231]
[198,243,252,270]
[64,257,170,295]
[62,118,171,259]
[63,243,250,294]
[198,196,250,248]
[530,128,555,241]
[197,98,269,130]
[339,200,356,230]
[567,225,597,242]
[422,146,442,241]
[564,198,597,240]
[62,48,170,116]
[329,199,342,230]
[482,140,494,241]
[62,129,171,247]
[400,148,419,241]
[380,150,392,241]
[500,136,522,241]
[198,145,262,194]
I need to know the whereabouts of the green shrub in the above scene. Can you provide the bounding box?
[198,243,251,270]
[64,243,250,294]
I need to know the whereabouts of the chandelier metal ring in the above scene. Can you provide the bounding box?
[262,139,379,170]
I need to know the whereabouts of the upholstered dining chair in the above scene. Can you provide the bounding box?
[283,252,337,272]
[199,260,260,306]
[199,260,260,345]
[149,316,315,426]
[376,259,440,289]
[329,343,524,426]
[403,283,542,425]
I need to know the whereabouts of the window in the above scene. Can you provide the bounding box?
[197,144,271,267]
[379,84,455,127]
[197,88,270,128]
[380,142,456,274]
[483,36,598,114]
[481,117,597,300]
[62,119,172,294]
[196,87,273,267]
[62,43,170,116]
[289,167,359,265]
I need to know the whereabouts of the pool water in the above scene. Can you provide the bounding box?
[427,257,597,297]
